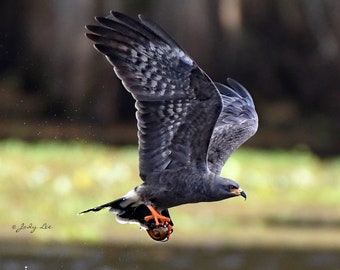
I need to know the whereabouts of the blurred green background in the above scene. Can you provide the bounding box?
[1,0,340,269]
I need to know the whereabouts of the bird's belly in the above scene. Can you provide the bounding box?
[149,181,208,209]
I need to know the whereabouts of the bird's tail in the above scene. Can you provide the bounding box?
[79,190,172,227]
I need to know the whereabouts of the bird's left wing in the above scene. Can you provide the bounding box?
[86,11,222,181]
[207,79,258,175]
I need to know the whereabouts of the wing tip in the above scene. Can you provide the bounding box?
[227,78,254,102]
[110,10,122,18]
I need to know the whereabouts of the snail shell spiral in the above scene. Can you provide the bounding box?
[146,225,170,241]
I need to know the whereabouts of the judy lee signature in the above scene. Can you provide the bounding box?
[12,223,52,233]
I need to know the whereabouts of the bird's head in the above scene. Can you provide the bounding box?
[228,184,247,200]
[212,176,247,201]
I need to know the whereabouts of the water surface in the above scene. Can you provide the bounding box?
[1,242,340,270]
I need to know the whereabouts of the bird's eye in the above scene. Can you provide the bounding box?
[228,185,235,190]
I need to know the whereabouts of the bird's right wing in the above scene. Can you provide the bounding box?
[207,79,258,175]
[86,11,222,181]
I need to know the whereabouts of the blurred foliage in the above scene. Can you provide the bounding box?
[0,140,339,247]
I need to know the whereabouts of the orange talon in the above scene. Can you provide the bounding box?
[144,205,171,225]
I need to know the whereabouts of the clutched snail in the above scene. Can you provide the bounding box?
[146,222,173,241]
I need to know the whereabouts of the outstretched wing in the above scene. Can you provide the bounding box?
[207,78,258,175]
[86,11,222,181]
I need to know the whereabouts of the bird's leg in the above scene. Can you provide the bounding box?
[144,205,171,225]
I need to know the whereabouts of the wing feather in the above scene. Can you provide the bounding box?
[207,79,258,175]
[87,11,222,181]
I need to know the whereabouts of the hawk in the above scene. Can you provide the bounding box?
[80,11,258,241]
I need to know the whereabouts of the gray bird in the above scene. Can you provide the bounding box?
[80,11,258,241]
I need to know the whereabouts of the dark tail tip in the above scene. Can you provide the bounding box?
[78,199,121,215]
[78,206,104,215]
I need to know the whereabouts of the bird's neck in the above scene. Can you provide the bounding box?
[204,174,231,202]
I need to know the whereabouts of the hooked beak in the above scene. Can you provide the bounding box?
[231,188,247,200]
[240,190,247,200]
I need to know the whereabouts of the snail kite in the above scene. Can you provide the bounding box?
[80,11,258,241]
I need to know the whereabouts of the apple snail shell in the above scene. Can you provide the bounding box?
[146,225,172,241]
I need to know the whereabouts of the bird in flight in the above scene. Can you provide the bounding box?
[80,11,258,241]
